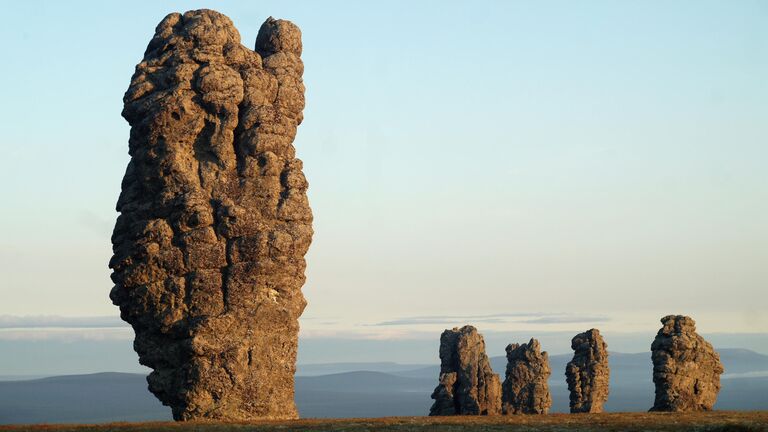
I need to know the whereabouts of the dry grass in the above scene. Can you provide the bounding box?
[2,412,766,432]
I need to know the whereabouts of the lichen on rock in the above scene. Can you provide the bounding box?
[566,328,610,413]
[650,315,724,412]
[429,325,502,416]
[109,9,312,421]
[502,338,552,415]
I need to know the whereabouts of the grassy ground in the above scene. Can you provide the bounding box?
[1,412,766,432]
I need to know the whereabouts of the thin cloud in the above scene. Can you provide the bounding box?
[0,315,127,329]
[366,312,609,327]
[370,317,507,326]
[367,312,549,326]
[521,315,610,324]
[400,312,547,320]
[0,327,133,341]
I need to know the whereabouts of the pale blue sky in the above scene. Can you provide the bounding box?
[0,0,766,356]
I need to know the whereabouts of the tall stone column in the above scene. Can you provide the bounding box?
[110,9,312,420]
[501,338,552,415]
[429,326,502,415]
[565,328,610,413]
[650,315,724,412]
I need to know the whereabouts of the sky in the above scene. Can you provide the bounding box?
[0,1,767,369]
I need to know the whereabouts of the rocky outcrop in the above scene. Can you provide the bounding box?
[502,338,551,415]
[109,9,312,421]
[566,329,610,413]
[429,326,502,415]
[650,315,724,412]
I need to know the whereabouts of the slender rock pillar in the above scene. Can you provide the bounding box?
[566,328,610,413]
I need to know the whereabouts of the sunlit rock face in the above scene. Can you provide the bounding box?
[502,338,551,415]
[650,315,724,412]
[109,9,312,420]
[429,325,502,416]
[566,329,610,413]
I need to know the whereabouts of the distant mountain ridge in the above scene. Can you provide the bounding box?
[297,362,429,376]
[1,348,767,424]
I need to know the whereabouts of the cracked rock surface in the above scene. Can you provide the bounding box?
[565,329,610,413]
[109,9,311,421]
[429,326,502,416]
[502,338,552,415]
[650,315,724,412]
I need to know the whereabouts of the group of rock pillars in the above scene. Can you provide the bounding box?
[429,315,724,416]
[112,9,725,421]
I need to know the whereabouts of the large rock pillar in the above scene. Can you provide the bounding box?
[109,9,312,420]
[565,328,610,413]
[501,338,552,415]
[650,315,723,412]
[429,325,502,415]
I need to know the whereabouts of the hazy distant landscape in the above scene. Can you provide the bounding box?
[1,348,766,424]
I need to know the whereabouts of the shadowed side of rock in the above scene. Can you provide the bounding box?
[502,338,552,415]
[109,9,312,421]
[429,326,502,416]
[565,328,610,413]
[650,315,724,412]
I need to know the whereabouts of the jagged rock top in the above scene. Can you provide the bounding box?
[502,338,552,415]
[429,325,502,416]
[650,315,724,412]
[656,314,697,336]
[111,9,311,421]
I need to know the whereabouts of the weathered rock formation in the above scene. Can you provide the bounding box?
[650,315,724,412]
[109,9,312,420]
[502,338,551,415]
[565,329,610,413]
[429,326,502,415]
